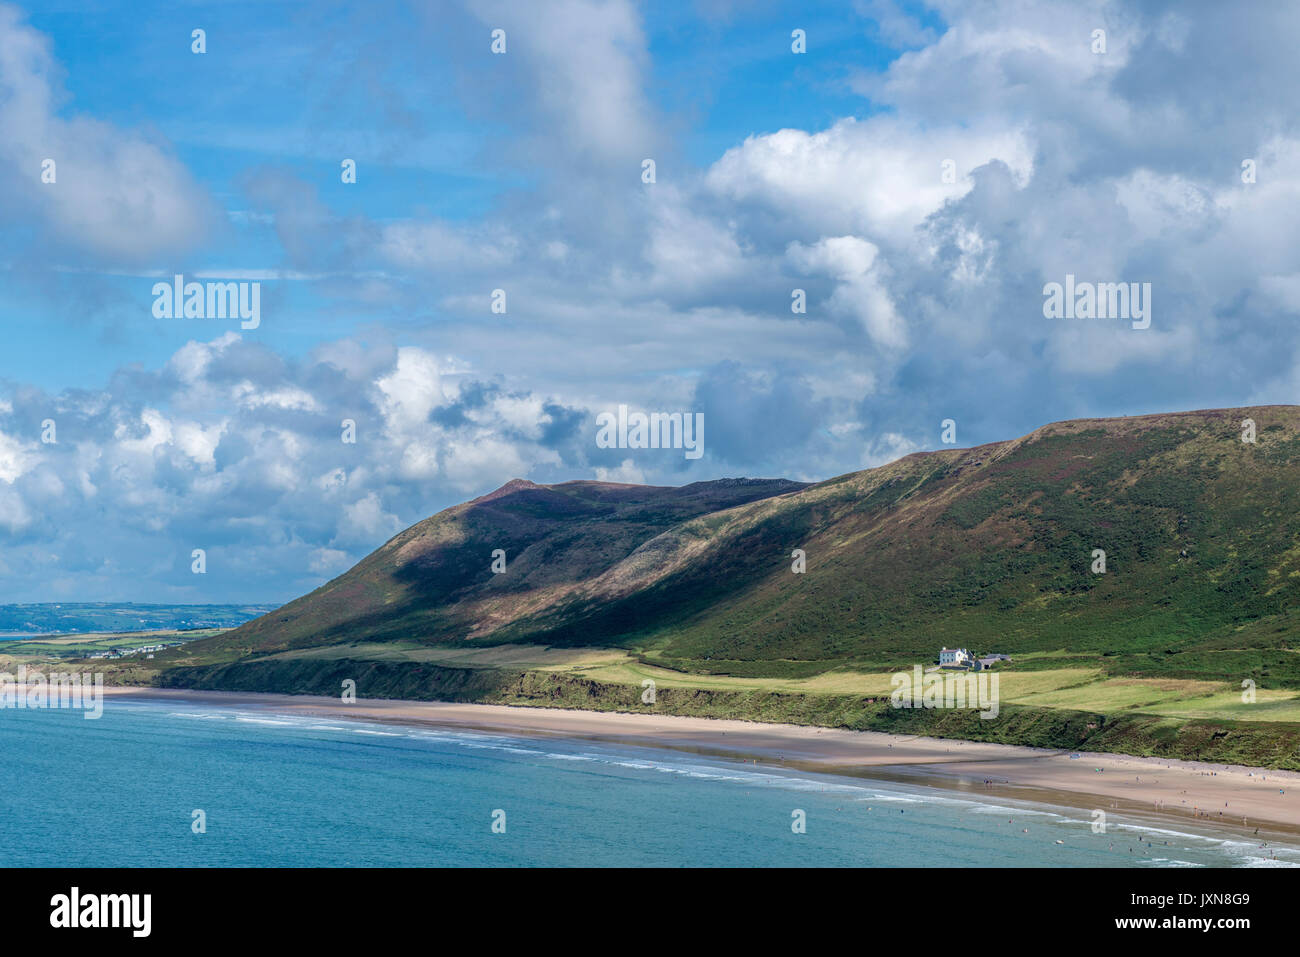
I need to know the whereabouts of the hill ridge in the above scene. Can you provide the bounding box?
[186,405,1300,676]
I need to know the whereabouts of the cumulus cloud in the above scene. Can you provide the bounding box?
[0,335,597,600]
[706,117,1033,246]
[458,0,658,168]
[787,236,906,348]
[0,4,214,262]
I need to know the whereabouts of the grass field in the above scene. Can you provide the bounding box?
[0,628,224,661]
[9,632,1300,757]
[159,641,1300,723]
[267,641,630,670]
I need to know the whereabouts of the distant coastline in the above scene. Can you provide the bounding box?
[0,603,275,637]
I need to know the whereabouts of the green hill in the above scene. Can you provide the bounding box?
[182,406,1300,686]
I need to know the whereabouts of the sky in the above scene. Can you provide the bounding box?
[0,0,1297,603]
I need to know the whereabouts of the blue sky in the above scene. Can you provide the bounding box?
[1,0,1298,602]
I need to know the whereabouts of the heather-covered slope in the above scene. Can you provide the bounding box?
[591,406,1300,673]
[194,407,1300,676]
[187,477,807,659]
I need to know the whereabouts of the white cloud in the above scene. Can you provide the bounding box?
[788,237,906,348]
[463,0,657,164]
[594,459,646,484]
[376,348,461,434]
[706,117,1033,245]
[0,4,214,261]
[0,483,31,532]
[308,547,352,576]
[336,492,402,547]
[0,430,35,483]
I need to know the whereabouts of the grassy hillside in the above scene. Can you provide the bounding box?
[185,406,1300,684]
[185,477,807,659]
[522,408,1300,675]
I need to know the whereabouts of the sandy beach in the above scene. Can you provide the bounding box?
[101,686,1300,839]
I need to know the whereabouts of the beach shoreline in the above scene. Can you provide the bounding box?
[97,686,1300,843]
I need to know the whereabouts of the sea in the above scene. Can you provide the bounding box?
[3,697,1297,868]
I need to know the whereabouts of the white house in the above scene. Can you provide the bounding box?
[939,647,971,666]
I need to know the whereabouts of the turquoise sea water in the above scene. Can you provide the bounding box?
[3,698,1298,867]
